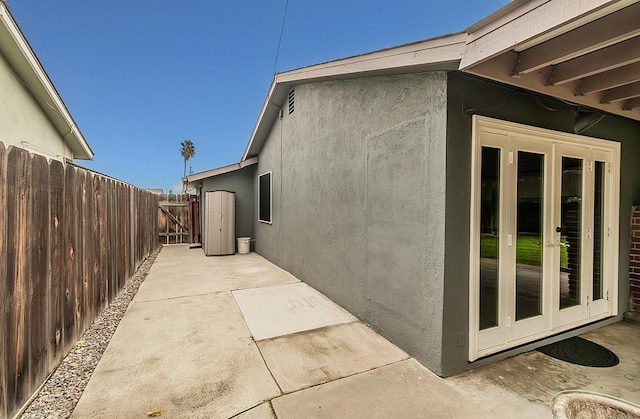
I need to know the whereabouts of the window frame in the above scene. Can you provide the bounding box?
[258,171,272,224]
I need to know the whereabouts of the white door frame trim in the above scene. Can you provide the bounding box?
[469,115,620,361]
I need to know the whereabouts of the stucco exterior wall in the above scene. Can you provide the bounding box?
[255,72,449,374]
[444,72,640,375]
[200,164,256,251]
[0,51,72,161]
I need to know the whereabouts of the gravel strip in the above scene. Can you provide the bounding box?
[20,246,163,419]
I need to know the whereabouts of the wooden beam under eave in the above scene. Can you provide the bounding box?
[462,51,640,122]
[548,36,640,86]
[578,62,640,95]
[601,81,640,103]
[622,97,640,110]
[514,2,640,75]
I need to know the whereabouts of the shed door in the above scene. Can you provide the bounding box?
[204,191,236,256]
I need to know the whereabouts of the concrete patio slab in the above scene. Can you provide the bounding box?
[445,320,640,418]
[233,282,357,341]
[70,245,640,418]
[271,358,493,419]
[72,292,281,418]
[134,246,299,302]
[258,322,408,393]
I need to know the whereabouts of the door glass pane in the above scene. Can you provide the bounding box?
[593,161,605,301]
[560,157,582,309]
[516,152,544,321]
[480,147,500,330]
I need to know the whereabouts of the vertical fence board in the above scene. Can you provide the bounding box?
[0,143,7,418]
[63,165,76,350]
[5,147,31,412]
[82,172,93,332]
[96,177,106,310]
[49,160,65,365]
[73,170,84,339]
[92,175,99,312]
[131,188,136,270]
[28,155,50,393]
[116,187,124,290]
[125,187,131,281]
[107,180,116,304]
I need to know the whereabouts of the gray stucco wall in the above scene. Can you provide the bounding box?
[255,73,450,374]
[200,164,256,251]
[253,70,640,376]
[443,72,640,375]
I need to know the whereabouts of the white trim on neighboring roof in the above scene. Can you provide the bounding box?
[0,3,93,160]
[460,0,639,69]
[185,156,259,183]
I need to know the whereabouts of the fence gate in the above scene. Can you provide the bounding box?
[158,194,200,244]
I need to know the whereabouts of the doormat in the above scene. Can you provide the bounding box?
[536,336,619,367]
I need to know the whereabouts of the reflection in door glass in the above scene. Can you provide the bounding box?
[593,161,605,301]
[479,147,500,330]
[516,152,544,321]
[560,157,582,309]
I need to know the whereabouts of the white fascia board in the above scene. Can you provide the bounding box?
[0,4,93,159]
[241,33,467,161]
[460,0,637,69]
[242,79,279,161]
[276,33,467,84]
[186,156,259,183]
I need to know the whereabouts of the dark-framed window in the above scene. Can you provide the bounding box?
[258,171,272,223]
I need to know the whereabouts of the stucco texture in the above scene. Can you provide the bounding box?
[255,72,448,374]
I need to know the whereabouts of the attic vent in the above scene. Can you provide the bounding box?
[288,89,295,114]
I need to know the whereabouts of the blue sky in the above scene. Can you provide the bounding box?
[10,1,509,193]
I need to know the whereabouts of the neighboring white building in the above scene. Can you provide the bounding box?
[0,1,92,161]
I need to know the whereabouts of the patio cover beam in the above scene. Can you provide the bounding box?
[513,2,640,75]
[622,97,640,110]
[547,36,640,85]
[578,62,640,95]
[600,81,640,103]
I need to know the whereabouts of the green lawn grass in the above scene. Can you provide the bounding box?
[481,234,568,267]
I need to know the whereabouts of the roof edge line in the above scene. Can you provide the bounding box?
[0,3,93,159]
[186,156,259,182]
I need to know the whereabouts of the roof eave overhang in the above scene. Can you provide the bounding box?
[460,0,640,122]
[0,4,93,160]
[185,156,259,184]
[461,0,636,69]
[241,33,467,161]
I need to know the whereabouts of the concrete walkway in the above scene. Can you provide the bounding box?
[70,245,640,418]
[72,245,506,418]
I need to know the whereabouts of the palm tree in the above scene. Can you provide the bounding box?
[180,140,195,192]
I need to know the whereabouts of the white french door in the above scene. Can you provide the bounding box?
[469,116,620,361]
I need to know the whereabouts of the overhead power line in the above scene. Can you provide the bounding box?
[272,0,289,75]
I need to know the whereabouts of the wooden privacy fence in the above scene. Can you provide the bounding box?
[0,143,159,419]
[158,194,199,244]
